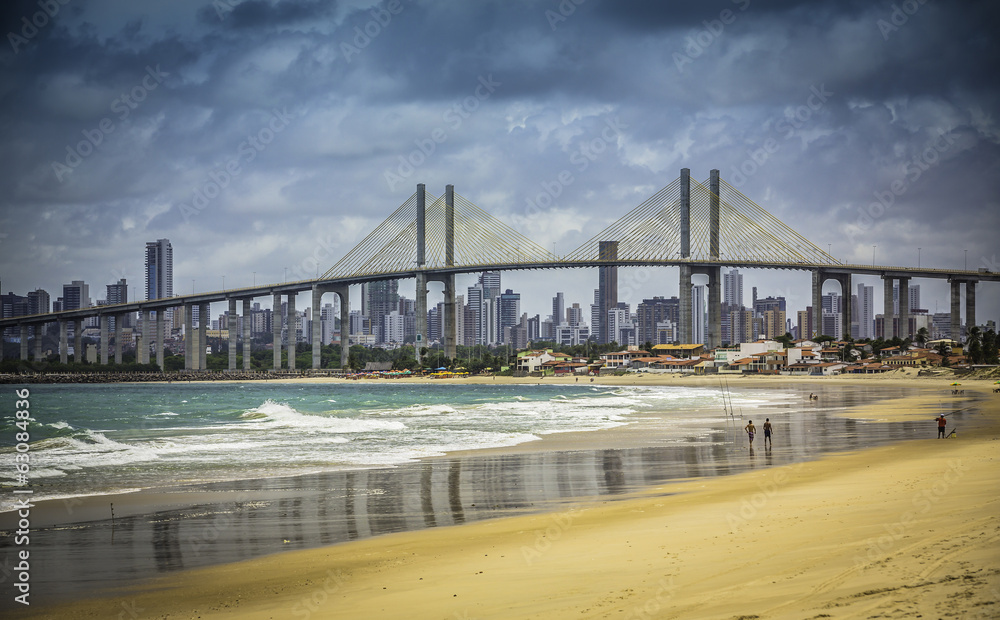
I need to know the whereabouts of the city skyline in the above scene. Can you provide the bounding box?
[0,1,997,329]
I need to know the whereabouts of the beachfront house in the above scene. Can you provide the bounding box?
[516,349,571,373]
[600,348,651,369]
[651,343,705,359]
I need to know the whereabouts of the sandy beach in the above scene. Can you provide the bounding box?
[10,375,1000,619]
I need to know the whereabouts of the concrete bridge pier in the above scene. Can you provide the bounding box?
[679,265,692,344]
[243,298,252,371]
[415,184,427,364]
[33,325,43,361]
[273,293,283,370]
[415,273,427,363]
[883,277,895,338]
[948,279,978,343]
[444,274,457,361]
[100,315,110,365]
[228,298,238,371]
[60,321,68,364]
[950,280,961,342]
[311,284,347,370]
[114,314,124,364]
[898,276,910,339]
[338,287,349,369]
[75,319,83,365]
[198,303,209,371]
[286,295,296,370]
[967,281,976,333]
[20,325,29,361]
[812,270,852,340]
[154,313,164,370]
[184,304,194,370]
[135,312,145,365]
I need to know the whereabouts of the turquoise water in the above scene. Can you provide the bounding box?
[0,382,781,506]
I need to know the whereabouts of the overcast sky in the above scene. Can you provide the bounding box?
[1,0,997,328]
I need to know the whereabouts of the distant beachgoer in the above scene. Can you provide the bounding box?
[937,414,947,438]
[745,420,756,446]
[763,418,773,448]
[809,392,813,400]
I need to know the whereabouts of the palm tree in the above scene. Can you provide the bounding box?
[915,327,929,348]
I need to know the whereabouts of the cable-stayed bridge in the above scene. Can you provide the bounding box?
[2,169,995,371]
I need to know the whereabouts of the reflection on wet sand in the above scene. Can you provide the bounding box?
[5,387,977,610]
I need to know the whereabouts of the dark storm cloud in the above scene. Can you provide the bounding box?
[0,0,997,319]
[199,0,337,29]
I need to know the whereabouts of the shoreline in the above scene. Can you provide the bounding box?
[4,379,996,617]
[13,381,998,619]
[2,376,972,517]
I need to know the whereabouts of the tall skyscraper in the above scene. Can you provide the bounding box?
[566,303,583,327]
[857,283,874,339]
[366,279,399,344]
[145,239,173,301]
[552,292,565,326]
[62,280,90,310]
[466,283,485,345]
[590,289,601,343]
[106,279,129,330]
[26,289,50,316]
[637,297,679,345]
[764,309,787,340]
[145,239,173,335]
[692,284,706,345]
[479,272,501,301]
[723,269,744,308]
[497,289,520,344]
[597,240,618,343]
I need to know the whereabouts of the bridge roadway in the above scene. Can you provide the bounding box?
[2,257,995,372]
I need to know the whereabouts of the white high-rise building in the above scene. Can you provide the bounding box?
[692,284,706,345]
[383,310,405,344]
[321,302,337,345]
[857,283,874,339]
[552,293,564,328]
[723,269,744,308]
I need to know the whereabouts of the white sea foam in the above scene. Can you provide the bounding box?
[240,400,406,433]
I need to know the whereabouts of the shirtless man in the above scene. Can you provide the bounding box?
[745,420,756,446]
[763,418,773,448]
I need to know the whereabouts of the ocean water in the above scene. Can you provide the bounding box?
[0,382,787,507]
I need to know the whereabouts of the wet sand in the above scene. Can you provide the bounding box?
[5,377,999,618]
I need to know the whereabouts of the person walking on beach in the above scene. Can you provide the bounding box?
[745,420,756,446]
[762,418,772,448]
[937,414,947,438]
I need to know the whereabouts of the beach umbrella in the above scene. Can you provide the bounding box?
[436,367,447,371]
[950,382,961,386]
